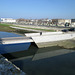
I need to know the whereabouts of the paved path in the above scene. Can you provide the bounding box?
[10,26,44,32]
[13,24,69,31]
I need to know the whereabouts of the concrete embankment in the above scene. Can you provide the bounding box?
[1,37,33,44]
[25,32,75,49]
[0,55,26,75]
[35,40,75,49]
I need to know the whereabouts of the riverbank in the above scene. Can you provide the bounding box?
[10,24,56,32]
[13,24,69,31]
[0,23,75,75]
[0,23,37,35]
[0,23,75,50]
[36,39,75,49]
[0,55,26,75]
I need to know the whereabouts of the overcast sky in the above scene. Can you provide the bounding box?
[0,0,75,19]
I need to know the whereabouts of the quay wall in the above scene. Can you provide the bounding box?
[25,32,63,37]
[1,37,33,44]
[31,33,75,43]
[25,32,75,48]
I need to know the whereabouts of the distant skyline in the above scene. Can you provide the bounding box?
[0,0,75,19]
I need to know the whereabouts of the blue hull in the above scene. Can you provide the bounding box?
[0,42,31,54]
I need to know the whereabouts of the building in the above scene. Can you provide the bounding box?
[65,19,71,24]
[71,19,75,24]
[37,19,52,25]
[52,19,71,25]
[16,18,33,25]
[71,19,75,27]
[58,19,65,24]
[0,18,16,23]
[52,19,58,24]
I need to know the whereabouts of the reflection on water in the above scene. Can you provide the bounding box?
[12,52,75,75]
[9,44,75,75]
[32,49,75,61]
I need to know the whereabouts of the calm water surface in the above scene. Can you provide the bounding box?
[1,31,75,75]
[0,31,22,38]
[11,45,75,75]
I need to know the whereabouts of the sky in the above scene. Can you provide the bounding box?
[0,0,75,19]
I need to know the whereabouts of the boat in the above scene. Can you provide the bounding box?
[0,32,32,54]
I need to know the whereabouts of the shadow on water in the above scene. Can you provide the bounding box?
[2,42,66,60]
[1,38,75,75]
[9,43,75,75]
[2,42,38,60]
[11,51,75,75]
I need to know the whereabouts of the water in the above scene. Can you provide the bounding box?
[0,31,31,54]
[10,44,75,75]
[0,31,22,38]
[1,31,75,75]
[12,52,75,75]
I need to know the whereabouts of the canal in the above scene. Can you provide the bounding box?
[1,31,75,75]
[3,44,75,75]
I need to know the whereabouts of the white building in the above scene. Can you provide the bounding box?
[65,19,71,24]
[0,18,16,23]
[71,19,75,27]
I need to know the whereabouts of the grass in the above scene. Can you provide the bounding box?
[0,23,37,34]
[0,23,56,35]
[0,23,15,32]
[0,23,11,26]
[0,23,55,32]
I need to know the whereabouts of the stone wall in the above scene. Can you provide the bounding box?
[0,55,26,75]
